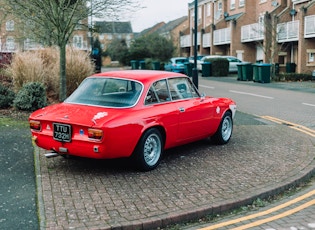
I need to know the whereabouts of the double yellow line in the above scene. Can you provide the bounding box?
[199,189,315,230]
[261,116,315,138]
[199,116,315,230]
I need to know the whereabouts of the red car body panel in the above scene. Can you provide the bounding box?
[29,70,236,159]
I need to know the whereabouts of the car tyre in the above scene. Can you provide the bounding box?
[212,111,233,145]
[133,128,163,171]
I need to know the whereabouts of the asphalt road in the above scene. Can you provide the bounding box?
[0,123,38,230]
[199,76,315,129]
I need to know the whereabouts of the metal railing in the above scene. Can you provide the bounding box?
[213,27,231,45]
[241,23,264,42]
[277,20,299,42]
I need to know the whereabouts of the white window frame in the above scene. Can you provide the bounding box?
[6,20,14,31]
[206,3,211,17]
[6,37,15,51]
[230,0,235,9]
[239,0,245,7]
[309,53,314,62]
[218,1,223,11]
[198,6,202,24]
[73,35,83,49]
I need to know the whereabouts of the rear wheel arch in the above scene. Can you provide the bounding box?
[132,126,166,171]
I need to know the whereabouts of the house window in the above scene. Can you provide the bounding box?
[230,0,235,9]
[258,15,264,25]
[73,35,83,49]
[309,53,314,62]
[24,38,36,50]
[6,20,14,31]
[239,0,245,7]
[206,3,211,17]
[278,52,287,66]
[260,0,267,3]
[6,37,15,51]
[218,1,223,12]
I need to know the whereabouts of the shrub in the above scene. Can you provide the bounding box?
[276,73,313,82]
[204,57,229,76]
[8,51,47,90]
[65,48,95,96]
[14,82,47,111]
[0,83,15,108]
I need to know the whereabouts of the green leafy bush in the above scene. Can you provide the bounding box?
[204,58,229,76]
[0,83,15,108]
[14,82,47,111]
[276,73,313,81]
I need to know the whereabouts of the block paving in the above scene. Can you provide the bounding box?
[34,121,315,229]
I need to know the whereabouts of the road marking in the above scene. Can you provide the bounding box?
[302,102,315,107]
[261,116,315,137]
[199,189,315,230]
[231,199,315,230]
[229,90,274,99]
[199,84,215,89]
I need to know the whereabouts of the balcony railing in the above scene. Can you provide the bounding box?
[305,15,315,38]
[203,33,211,48]
[241,23,264,42]
[277,20,299,42]
[192,32,201,46]
[213,27,231,45]
[180,34,191,48]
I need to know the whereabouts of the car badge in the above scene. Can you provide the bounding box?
[46,125,51,130]
[79,129,84,135]
[216,106,220,114]
[92,112,108,124]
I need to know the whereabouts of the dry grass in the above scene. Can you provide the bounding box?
[66,48,95,96]
[5,47,94,101]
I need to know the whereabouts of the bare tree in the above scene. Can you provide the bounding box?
[1,0,140,101]
[255,12,289,79]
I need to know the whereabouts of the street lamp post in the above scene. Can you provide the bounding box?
[192,0,198,88]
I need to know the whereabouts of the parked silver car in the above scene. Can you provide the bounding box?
[198,55,244,73]
[222,56,244,73]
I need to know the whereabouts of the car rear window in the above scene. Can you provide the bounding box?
[176,59,187,64]
[65,77,143,108]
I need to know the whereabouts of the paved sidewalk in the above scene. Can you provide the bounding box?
[34,112,315,229]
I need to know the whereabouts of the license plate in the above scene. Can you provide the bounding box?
[53,123,71,142]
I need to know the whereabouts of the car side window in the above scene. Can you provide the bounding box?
[145,79,170,105]
[186,78,200,98]
[168,77,198,100]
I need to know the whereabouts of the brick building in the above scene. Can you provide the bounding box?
[0,8,89,52]
[180,0,315,74]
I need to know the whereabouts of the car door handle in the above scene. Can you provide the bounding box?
[179,107,185,112]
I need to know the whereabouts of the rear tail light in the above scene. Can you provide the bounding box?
[88,129,103,140]
[30,120,41,131]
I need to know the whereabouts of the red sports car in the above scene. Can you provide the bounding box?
[29,70,236,171]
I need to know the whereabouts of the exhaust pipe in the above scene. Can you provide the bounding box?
[44,151,59,158]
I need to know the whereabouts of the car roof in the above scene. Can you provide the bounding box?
[92,70,187,84]
[171,57,188,61]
